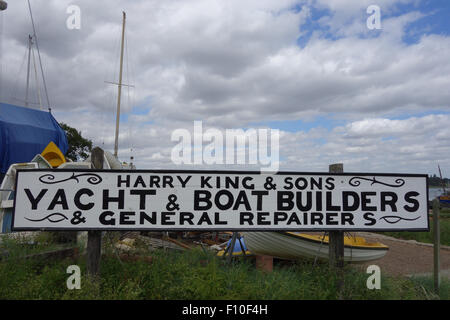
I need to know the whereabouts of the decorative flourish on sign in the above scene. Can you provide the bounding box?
[348,176,405,188]
[25,213,68,223]
[379,215,420,224]
[39,172,102,185]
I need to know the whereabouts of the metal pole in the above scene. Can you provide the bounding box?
[114,11,126,158]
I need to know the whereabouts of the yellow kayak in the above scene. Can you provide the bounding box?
[41,141,66,168]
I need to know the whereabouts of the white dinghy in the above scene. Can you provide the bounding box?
[242,232,388,263]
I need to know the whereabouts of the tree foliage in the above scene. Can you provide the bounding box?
[428,174,449,188]
[59,122,92,161]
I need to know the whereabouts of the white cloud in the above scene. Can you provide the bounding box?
[0,0,448,174]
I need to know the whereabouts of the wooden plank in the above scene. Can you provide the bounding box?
[86,147,103,277]
[164,237,192,250]
[433,198,440,295]
[139,236,185,251]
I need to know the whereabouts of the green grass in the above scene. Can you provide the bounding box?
[439,207,450,218]
[409,276,450,300]
[382,217,450,246]
[0,235,443,300]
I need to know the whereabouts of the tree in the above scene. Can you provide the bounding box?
[59,122,92,161]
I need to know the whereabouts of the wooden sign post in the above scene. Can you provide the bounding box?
[86,147,103,277]
[328,163,344,269]
[433,198,440,295]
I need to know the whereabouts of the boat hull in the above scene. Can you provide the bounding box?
[242,232,388,263]
[439,195,450,208]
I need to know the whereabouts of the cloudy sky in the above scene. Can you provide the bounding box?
[0,0,449,174]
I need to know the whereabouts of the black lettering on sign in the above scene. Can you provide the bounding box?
[194,190,212,210]
[242,177,255,190]
[257,212,271,225]
[316,192,322,211]
[380,192,398,212]
[198,212,212,225]
[277,191,294,210]
[233,191,251,210]
[274,211,288,225]
[325,177,335,190]
[326,212,339,225]
[326,191,340,211]
[162,176,174,188]
[117,175,130,188]
[130,189,156,209]
[342,212,354,225]
[297,191,312,211]
[287,212,301,225]
[251,191,268,210]
[120,211,135,225]
[177,175,192,188]
[24,189,48,210]
[99,211,115,225]
[150,176,160,188]
[215,190,234,210]
[133,175,146,188]
[310,212,323,225]
[102,189,125,210]
[404,191,419,212]
[295,177,308,190]
[48,189,69,210]
[74,188,94,210]
[310,177,322,190]
[363,212,376,226]
[283,177,293,190]
[201,176,212,188]
[240,212,254,225]
[180,212,194,225]
[361,192,377,211]
[161,212,175,225]
[343,191,359,211]
[225,176,239,189]
[215,212,227,225]
[140,211,156,225]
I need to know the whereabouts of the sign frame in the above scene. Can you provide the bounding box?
[12,168,430,232]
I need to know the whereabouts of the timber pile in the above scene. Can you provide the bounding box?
[138,235,186,251]
[112,232,234,254]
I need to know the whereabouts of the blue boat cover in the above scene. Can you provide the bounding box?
[0,103,68,173]
[226,237,248,252]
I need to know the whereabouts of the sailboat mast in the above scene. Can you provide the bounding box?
[25,35,32,107]
[438,164,446,194]
[114,11,126,158]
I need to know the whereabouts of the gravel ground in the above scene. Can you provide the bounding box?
[355,232,450,278]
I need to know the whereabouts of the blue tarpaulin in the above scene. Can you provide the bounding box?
[226,237,247,252]
[0,103,68,173]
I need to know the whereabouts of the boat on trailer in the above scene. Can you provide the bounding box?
[438,194,450,208]
[242,232,388,263]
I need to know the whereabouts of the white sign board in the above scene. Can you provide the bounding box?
[12,169,429,231]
